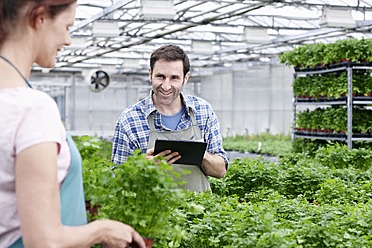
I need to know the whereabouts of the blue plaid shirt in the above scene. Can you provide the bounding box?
[111,91,228,167]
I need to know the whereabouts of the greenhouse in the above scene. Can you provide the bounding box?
[2,0,372,247]
[29,0,372,137]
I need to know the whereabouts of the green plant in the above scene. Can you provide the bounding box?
[210,157,281,197]
[74,135,372,247]
[280,38,372,68]
[93,151,187,242]
[277,160,329,199]
[295,107,350,133]
[314,143,372,170]
[73,135,112,211]
[314,178,372,205]
[223,133,292,157]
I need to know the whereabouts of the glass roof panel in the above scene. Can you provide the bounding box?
[33,0,372,75]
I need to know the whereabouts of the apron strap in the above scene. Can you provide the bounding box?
[148,113,156,131]
[60,133,87,226]
[9,237,23,248]
[145,95,156,131]
[189,110,198,126]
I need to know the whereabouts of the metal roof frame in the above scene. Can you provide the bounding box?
[33,0,372,76]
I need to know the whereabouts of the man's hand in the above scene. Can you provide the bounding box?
[146,148,181,164]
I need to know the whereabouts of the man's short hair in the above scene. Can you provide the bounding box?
[150,44,190,77]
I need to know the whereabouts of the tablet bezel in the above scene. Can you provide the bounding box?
[154,139,207,166]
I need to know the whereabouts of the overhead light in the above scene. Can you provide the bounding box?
[244,27,271,44]
[66,37,87,50]
[92,21,120,37]
[191,41,214,55]
[140,0,176,20]
[319,7,356,28]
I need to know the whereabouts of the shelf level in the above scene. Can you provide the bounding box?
[292,64,372,149]
[294,134,346,141]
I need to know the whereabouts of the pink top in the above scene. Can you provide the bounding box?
[0,87,70,247]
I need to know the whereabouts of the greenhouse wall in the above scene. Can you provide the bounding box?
[30,63,292,137]
[200,64,293,136]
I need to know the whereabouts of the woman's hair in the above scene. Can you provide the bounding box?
[0,0,76,45]
[150,45,190,77]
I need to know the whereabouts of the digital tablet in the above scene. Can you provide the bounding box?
[154,139,207,166]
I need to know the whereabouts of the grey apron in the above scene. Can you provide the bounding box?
[147,106,211,192]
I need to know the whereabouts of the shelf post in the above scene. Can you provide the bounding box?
[347,67,352,149]
[292,72,297,143]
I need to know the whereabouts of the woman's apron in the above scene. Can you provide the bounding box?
[9,134,87,248]
[147,109,211,192]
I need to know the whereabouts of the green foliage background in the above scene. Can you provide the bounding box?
[75,134,372,247]
[222,133,292,157]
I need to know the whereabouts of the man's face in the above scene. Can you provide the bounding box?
[149,59,189,108]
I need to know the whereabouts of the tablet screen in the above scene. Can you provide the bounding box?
[154,139,207,166]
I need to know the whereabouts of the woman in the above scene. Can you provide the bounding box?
[0,1,145,247]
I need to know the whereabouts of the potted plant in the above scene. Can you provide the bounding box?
[73,135,111,219]
[91,150,187,247]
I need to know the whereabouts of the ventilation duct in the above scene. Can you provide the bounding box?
[191,41,214,55]
[92,21,120,37]
[140,0,176,20]
[319,7,356,28]
[244,27,271,44]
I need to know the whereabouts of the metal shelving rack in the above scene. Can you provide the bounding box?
[292,64,372,149]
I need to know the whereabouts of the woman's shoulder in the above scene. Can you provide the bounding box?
[24,87,56,102]
[1,87,55,101]
[18,87,57,108]
[1,87,61,119]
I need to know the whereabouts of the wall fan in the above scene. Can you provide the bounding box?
[89,70,110,92]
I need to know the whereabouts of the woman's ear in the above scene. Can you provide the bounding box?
[29,5,47,29]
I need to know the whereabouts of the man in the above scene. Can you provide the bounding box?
[112,44,228,192]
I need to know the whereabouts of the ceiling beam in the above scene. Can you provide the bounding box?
[70,0,134,33]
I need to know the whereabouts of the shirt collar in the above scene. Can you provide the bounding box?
[181,91,197,115]
[144,90,157,118]
[144,90,197,118]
